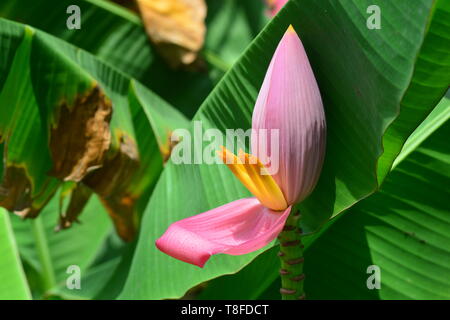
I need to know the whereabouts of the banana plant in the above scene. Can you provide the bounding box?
[0,0,448,300]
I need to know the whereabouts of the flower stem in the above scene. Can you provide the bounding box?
[278,210,305,300]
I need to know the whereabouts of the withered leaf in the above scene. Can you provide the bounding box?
[160,130,180,164]
[136,0,207,68]
[49,85,112,182]
[84,134,140,242]
[0,165,32,214]
[56,182,92,231]
[0,164,55,219]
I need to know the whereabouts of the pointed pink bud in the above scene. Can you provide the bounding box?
[156,198,291,267]
[251,26,326,205]
[266,0,289,17]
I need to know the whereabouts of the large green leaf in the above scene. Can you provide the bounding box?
[392,91,450,168]
[0,208,31,300]
[303,120,450,300]
[119,0,450,299]
[376,0,450,181]
[49,236,136,300]
[0,0,268,117]
[10,191,113,298]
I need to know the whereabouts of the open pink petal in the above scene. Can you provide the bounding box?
[156,198,291,267]
[251,26,326,205]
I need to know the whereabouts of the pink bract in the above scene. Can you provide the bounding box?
[251,26,326,205]
[156,198,291,267]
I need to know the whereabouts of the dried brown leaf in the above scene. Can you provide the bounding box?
[84,134,140,241]
[49,85,112,182]
[56,183,92,231]
[0,165,32,213]
[160,130,180,163]
[136,0,207,68]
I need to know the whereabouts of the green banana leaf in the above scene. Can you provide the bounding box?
[10,193,113,298]
[304,123,450,299]
[376,0,450,181]
[0,208,31,300]
[48,234,136,300]
[302,96,450,299]
[119,0,450,299]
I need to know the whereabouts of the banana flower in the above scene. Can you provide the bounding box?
[156,26,326,267]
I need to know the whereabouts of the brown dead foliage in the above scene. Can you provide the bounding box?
[49,85,112,182]
[56,183,92,231]
[83,134,140,241]
[136,0,207,68]
[0,164,52,219]
[0,165,32,214]
[160,130,180,163]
